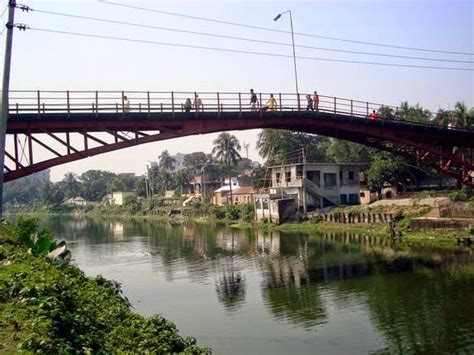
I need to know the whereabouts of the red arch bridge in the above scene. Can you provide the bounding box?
[4,90,474,187]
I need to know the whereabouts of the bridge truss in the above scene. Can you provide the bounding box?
[5,90,474,187]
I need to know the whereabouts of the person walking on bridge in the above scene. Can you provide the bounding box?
[250,89,258,111]
[194,94,202,112]
[266,94,277,111]
[312,91,319,111]
[370,110,378,120]
[123,95,130,113]
[306,95,313,111]
[184,98,192,112]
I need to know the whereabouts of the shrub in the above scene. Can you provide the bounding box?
[209,205,225,219]
[0,224,209,354]
[241,204,254,223]
[448,190,468,202]
[226,205,240,221]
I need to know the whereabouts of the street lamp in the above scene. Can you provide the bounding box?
[273,10,300,110]
[200,160,212,201]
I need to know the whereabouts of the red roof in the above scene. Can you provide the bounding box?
[233,186,254,195]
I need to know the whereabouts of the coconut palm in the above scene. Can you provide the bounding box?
[256,129,282,160]
[212,133,241,204]
[454,101,469,128]
[61,172,80,199]
[158,150,176,171]
[174,169,190,196]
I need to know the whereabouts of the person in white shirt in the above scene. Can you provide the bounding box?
[194,94,202,112]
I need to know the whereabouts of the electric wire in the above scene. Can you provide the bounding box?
[98,0,474,56]
[0,3,8,19]
[27,27,473,71]
[31,8,474,64]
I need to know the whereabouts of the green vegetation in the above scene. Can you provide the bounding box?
[0,219,209,353]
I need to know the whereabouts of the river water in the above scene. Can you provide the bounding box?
[36,215,474,354]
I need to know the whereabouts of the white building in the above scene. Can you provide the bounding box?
[109,191,136,205]
[170,153,185,171]
[269,163,362,210]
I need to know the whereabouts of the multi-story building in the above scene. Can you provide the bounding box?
[269,163,362,210]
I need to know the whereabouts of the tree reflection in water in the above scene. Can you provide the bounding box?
[215,266,246,313]
[43,216,474,353]
[215,231,246,313]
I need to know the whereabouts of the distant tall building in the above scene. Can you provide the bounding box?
[170,153,185,171]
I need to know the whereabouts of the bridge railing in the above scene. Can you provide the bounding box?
[7,90,460,129]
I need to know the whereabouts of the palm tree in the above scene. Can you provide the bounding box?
[158,150,176,171]
[174,169,190,196]
[212,133,241,204]
[454,101,468,128]
[256,129,282,160]
[61,172,80,199]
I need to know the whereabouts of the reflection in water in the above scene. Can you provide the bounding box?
[35,216,474,354]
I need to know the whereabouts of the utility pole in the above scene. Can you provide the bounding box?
[243,142,249,159]
[0,0,16,217]
[302,147,307,217]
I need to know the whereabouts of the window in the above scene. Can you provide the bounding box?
[324,173,337,188]
[360,191,365,197]
[262,198,269,210]
[276,172,281,184]
[339,171,343,181]
[340,194,348,205]
[348,171,354,181]
[285,171,291,183]
[348,194,360,205]
[255,198,262,209]
[296,165,303,179]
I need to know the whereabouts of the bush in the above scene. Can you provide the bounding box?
[241,204,254,223]
[448,190,468,202]
[209,205,225,219]
[225,205,241,221]
[0,223,209,354]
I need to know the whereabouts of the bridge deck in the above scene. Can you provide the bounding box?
[4,90,474,187]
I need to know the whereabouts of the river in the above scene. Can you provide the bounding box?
[35,215,474,354]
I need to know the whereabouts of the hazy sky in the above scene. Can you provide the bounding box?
[2,0,473,181]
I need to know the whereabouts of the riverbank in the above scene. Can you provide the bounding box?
[0,220,210,353]
[7,199,473,248]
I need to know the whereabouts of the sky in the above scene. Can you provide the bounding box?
[1,0,473,181]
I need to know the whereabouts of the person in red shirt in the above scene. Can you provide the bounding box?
[312,91,319,111]
[370,110,378,120]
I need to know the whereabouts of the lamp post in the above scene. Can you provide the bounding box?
[273,10,300,110]
[200,160,212,201]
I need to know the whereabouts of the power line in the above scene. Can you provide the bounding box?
[98,0,474,56]
[0,4,8,19]
[31,8,474,64]
[27,26,473,71]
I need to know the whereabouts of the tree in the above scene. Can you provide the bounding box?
[453,101,469,128]
[41,181,65,208]
[3,174,46,206]
[155,170,175,195]
[110,174,136,192]
[183,152,212,173]
[399,101,432,123]
[79,170,116,201]
[257,129,329,165]
[174,169,191,196]
[61,172,80,199]
[366,156,404,198]
[256,129,283,163]
[326,140,373,164]
[158,150,176,171]
[377,106,395,120]
[212,133,242,204]
[136,177,147,198]
[252,165,268,189]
